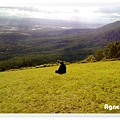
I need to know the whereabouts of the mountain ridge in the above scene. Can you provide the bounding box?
[0,20,120,64]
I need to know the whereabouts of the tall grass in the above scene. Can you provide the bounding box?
[0,61,120,113]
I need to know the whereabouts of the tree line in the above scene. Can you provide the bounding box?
[0,41,120,72]
[83,41,120,63]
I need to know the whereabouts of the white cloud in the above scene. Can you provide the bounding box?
[0,1,120,24]
[0,0,120,6]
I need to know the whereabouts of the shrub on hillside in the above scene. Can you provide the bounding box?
[104,41,120,59]
[81,41,120,63]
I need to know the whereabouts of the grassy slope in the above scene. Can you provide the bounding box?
[0,61,120,113]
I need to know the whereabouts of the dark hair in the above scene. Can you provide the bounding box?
[60,61,64,64]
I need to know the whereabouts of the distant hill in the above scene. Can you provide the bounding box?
[90,21,120,46]
[96,21,120,33]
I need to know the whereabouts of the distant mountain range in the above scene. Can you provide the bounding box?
[0,16,104,32]
[0,16,120,63]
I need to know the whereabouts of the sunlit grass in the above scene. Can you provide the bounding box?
[0,61,120,113]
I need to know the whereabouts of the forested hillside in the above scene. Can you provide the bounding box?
[0,19,120,71]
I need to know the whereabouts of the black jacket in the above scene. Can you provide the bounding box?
[57,64,66,73]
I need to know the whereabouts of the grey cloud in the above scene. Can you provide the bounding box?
[0,6,71,14]
[73,9,80,13]
[96,6,120,14]
[95,6,120,22]
[107,13,120,19]
[0,6,40,12]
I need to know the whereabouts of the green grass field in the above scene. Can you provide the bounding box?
[0,61,120,113]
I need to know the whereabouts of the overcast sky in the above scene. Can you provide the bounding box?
[0,0,120,24]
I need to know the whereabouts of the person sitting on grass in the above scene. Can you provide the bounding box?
[55,61,66,74]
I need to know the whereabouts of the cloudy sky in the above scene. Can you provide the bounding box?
[0,0,120,24]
